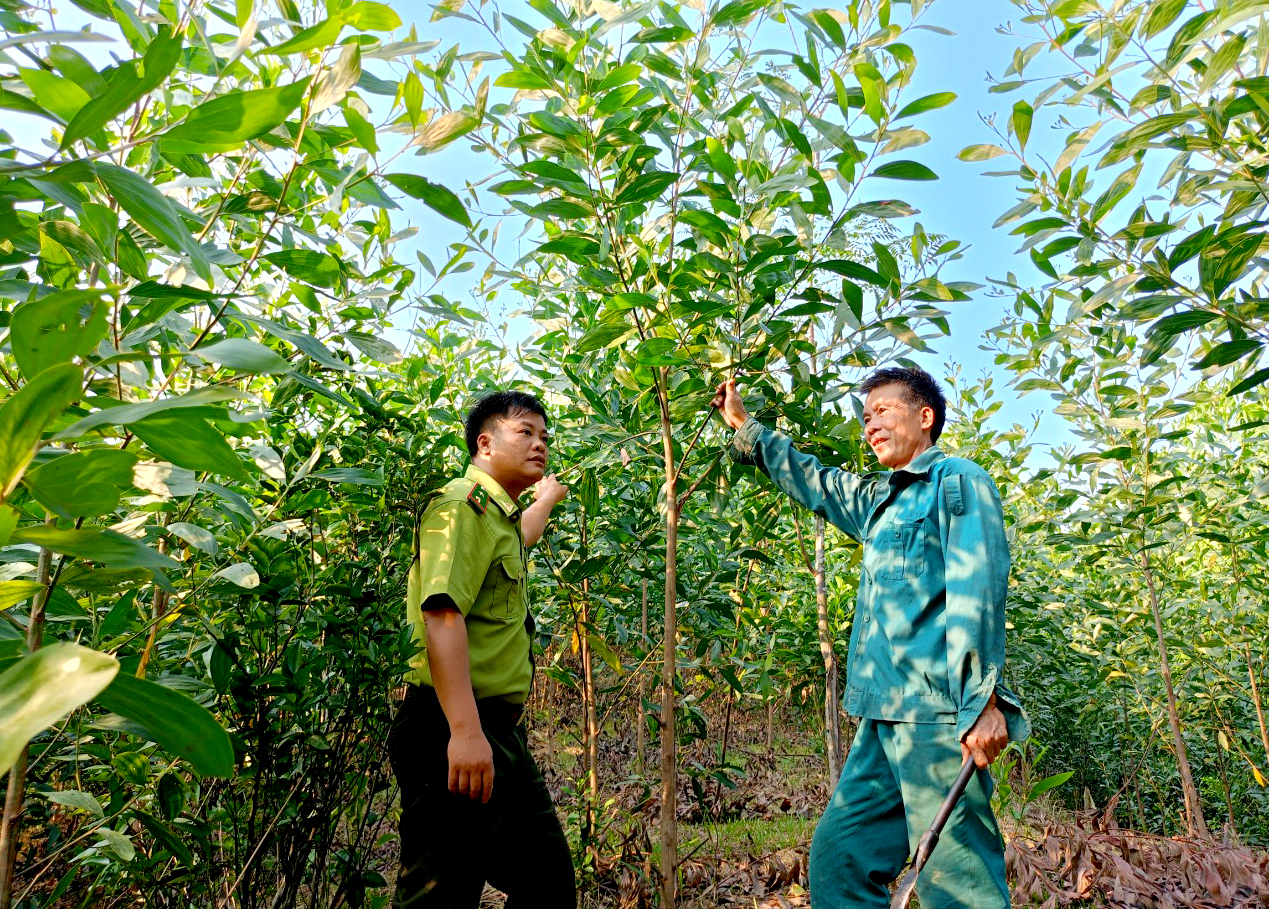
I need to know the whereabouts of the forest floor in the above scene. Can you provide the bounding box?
[372,692,1269,908]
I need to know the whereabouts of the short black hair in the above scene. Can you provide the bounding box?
[858,366,946,442]
[464,391,548,456]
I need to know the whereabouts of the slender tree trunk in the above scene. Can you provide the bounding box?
[577,519,599,860]
[1243,646,1268,761]
[657,376,680,908]
[1140,550,1207,837]
[1216,748,1236,831]
[814,516,841,785]
[579,591,599,857]
[807,326,841,783]
[0,545,53,909]
[637,578,648,773]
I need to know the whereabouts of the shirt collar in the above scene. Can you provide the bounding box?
[890,445,944,481]
[464,464,522,520]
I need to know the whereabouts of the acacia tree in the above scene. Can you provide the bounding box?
[964,0,1268,839]
[426,0,980,899]
[0,0,492,903]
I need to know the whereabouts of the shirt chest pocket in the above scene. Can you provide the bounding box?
[880,518,927,581]
[492,555,525,619]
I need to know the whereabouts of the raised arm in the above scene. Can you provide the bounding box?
[520,474,568,546]
[712,379,874,540]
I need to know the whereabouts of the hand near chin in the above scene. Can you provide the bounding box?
[534,474,568,507]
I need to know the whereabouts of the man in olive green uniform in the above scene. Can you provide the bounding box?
[713,367,1028,909]
[388,391,575,908]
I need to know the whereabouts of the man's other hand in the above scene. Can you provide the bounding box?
[448,728,495,802]
[711,378,750,431]
[961,702,1008,769]
[534,474,568,508]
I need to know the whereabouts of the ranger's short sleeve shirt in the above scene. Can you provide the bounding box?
[730,418,1029,741]
[405,464,532,704]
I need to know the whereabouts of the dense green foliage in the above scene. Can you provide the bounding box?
[0,0,1265,905]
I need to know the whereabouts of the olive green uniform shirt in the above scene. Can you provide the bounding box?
[406,464,531,703]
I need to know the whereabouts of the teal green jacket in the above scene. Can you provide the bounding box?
[731,418,1029,742]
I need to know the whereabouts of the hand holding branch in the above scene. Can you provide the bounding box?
[711,378,751,431]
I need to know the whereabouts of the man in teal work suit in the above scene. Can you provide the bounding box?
[388,390,576,908]
[713,367,1028,908]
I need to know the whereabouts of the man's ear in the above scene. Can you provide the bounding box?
[919,405,935,432]
[475,428,493,458]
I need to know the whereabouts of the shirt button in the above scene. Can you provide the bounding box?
[864,613,871,623]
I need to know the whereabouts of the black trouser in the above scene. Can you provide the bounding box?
[387,685,576,908]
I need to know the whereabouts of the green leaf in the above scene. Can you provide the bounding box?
[167,522,219,555]
[810,10,844,48]
[9,290,109,380]
[312,44,361,113]
[0,363,83,500]
[56,386,245,439]
[957,144,1009,161]
[0,581,45,610]
[0,643,119,775]
[870,160,938,180]
[60,29,182,150]
[344,1,401,30]
[1227,368,1268,396]
[385,174,471,227]
[159,79,310,154]
[615,171,678,206]
[262,249,343,288]
[848,200,917,219]
[10,527,180,570]
[268,17,344,55]
[130,414,247,480]
[1142,0,1188,37]
[18,68,91,122]
[94,164,211,281]
[895,91,955,118]
[95,673,233,777]
[816,259,888,286]
[854,63,884,124]
[633,337,685,367]
[1193,339,1262,371]
[133,811,194,868]
[44,789,105,817]
[1026,770,1074,801]
[710,0,766,28]
[194,338,293,374]
[308,467,383,485]
[1147,310,1218,338]
[22,450,139,518]
[1011,100,1033,148]
[527,110,584,139]
[576,320,633,352]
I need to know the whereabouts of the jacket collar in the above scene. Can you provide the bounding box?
[464,464,522,520]
[890,445,944,482]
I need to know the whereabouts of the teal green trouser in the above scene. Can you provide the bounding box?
[809,719,1010,909]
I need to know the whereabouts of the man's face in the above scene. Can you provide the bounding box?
[475,410,549,495]
[862,382,934,469]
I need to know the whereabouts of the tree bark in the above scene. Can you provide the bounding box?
[637,578,648,773]
[814,516,842,785]
[657,373,680,908]
[578,515,599,862]
[1141,549,1207,837]
[0,545,53,909]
